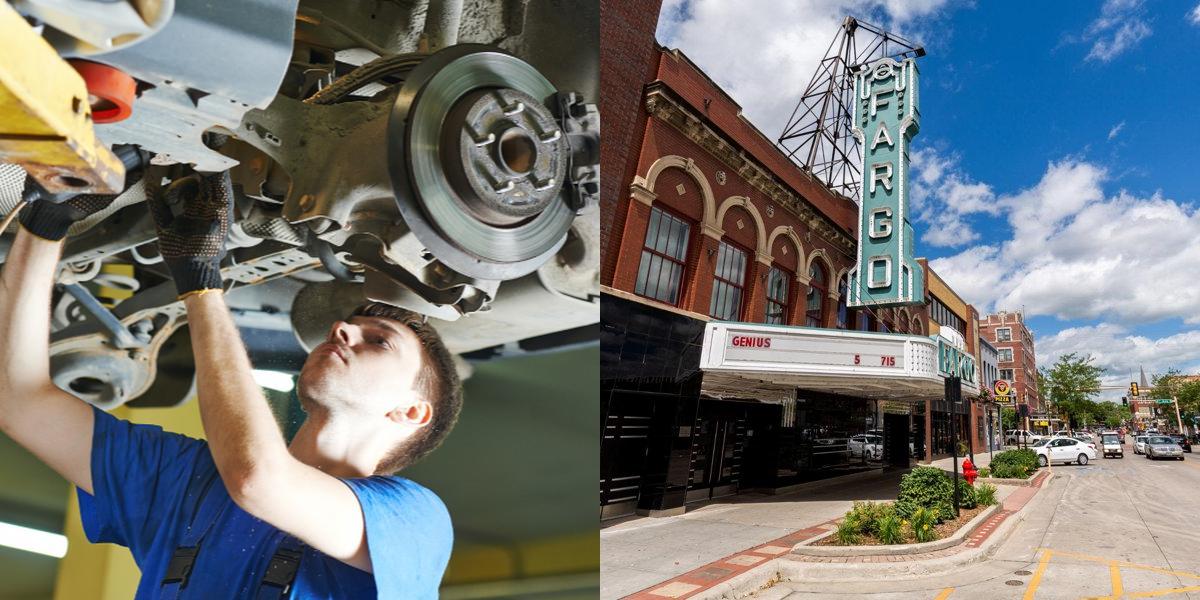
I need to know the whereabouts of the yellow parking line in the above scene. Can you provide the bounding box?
[1127,584,1200,598]
[1110,560,1123,598]
[933,588,954,600]
[1023,549,1053,600]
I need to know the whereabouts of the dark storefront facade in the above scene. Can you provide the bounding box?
[601,295,924,520]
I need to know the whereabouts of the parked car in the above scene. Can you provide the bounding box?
[1145,436,1185,461]
[1134,435,1149,455]
[848,434,883,459]
[1168,435,1192,453]
[1035,437,1097,466]
[1072,433,1095,444]
[1005,429,1041,445]
[1100,431,1123,458]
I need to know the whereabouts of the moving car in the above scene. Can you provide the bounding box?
[1144,436,1184,461]
[1169,434,1192,453]
[1100,431,1123,458]
[1134,435,1149,455]
[1035,437,1097,466]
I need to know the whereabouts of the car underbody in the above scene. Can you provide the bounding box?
[0,0,600,409]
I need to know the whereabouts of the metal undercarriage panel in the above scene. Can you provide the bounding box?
[1,0,599,408]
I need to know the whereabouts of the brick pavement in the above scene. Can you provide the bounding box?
[622,470,1050,598]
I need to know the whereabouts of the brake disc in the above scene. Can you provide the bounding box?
[389,44,575,281]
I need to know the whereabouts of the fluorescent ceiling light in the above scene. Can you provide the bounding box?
[252,369,295,393]
[0,521,68,558]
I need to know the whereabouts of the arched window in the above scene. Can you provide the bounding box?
[806,262,827,327]
[836,274,849,329]
[911,316,923,335]
[765,266,791,324]
[634,206,691,305]
[709,240,748,320]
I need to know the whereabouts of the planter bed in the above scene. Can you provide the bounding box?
[794,504,1001,557]
[976,469,1046,487]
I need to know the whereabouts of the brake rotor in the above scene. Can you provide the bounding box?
[389,45,574,281]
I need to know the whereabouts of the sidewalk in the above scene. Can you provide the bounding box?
[600,469,907,600]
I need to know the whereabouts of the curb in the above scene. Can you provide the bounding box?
[792,504,1001,557]
[975,472,1042,487]
[688,471,1057,599]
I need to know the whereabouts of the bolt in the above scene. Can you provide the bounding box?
[492,180,515,193]
[538,129,562,143]
[532,177,556,192]
[502,101,525,116]
[472,132,496,148]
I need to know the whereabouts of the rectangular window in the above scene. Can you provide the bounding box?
[998,348,1013,362]
[709,241,747,320]
[634,207,690,305]
[765,266,790,324]
[999,368,1014,381]
[996,327,1012,342]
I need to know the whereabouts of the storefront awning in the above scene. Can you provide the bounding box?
[699,322,980,402]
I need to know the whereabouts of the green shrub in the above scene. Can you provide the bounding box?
[989,449,1039,479]
[846,501,891,534]
[909,506,938,543]
[834,516,861,545]
[877,513,903,545]
[976,483,998,506]
[977,466,991,478]
[895,466,955,523]
[955,479,977,509]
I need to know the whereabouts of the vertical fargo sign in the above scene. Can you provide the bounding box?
[846,58,924,308]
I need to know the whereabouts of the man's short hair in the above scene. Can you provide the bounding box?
[349,302,463,474]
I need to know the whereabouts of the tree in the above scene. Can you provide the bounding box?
[1039,353,1105,429]
[1001,407,1017,431]
[1151,369,1200,430]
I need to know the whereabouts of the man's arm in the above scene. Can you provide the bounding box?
[183,291,374,572]
[0,227,95,494]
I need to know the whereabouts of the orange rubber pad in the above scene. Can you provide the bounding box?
[68,60,136,123]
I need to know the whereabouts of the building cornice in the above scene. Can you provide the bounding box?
[642,86,856,255]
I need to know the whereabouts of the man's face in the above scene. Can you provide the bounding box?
[297,315,427,419]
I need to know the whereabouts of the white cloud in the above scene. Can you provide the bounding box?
[1036,324,1200,401]
[1078,0,1152,63]
[1189,3,1200,25]
[928,158,1200,328]
[655,0,954,146]
[1107,121,1125,140]
[909,147,997,248]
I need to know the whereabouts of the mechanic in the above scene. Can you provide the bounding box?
[0,170,462,598]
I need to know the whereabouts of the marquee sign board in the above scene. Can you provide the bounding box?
[846,57,924,308]
[936,336,977,387]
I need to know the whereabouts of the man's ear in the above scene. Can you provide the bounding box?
[388,400,432,427]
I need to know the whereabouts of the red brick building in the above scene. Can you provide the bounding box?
[978,311,1041,413]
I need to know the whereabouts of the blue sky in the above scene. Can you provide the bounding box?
[656,0,1200,399]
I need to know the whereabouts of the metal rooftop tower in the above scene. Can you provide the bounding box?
[776,16,924,198]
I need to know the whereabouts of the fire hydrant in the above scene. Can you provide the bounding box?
[963,457,978,485]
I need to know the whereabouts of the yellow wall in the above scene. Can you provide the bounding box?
[53,400,206,600]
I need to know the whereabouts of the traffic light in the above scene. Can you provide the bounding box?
[1122,396,1128,406]
[1131,382,1139,397]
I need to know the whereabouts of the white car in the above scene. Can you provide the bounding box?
[1100,431,1123,458]
[848,434,883,459]
[1134,435,1149,455]
[1035,437,1097,466]
[1005,429,1041,445]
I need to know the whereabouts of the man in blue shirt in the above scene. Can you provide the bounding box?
[0,170,460,598]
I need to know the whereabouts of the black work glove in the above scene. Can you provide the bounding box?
[18,186,118,242]
[147,171,234,299]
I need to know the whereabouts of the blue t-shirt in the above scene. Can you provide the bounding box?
[77,406,453,599]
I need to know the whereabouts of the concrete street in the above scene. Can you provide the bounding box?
[764,440,1200,599]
